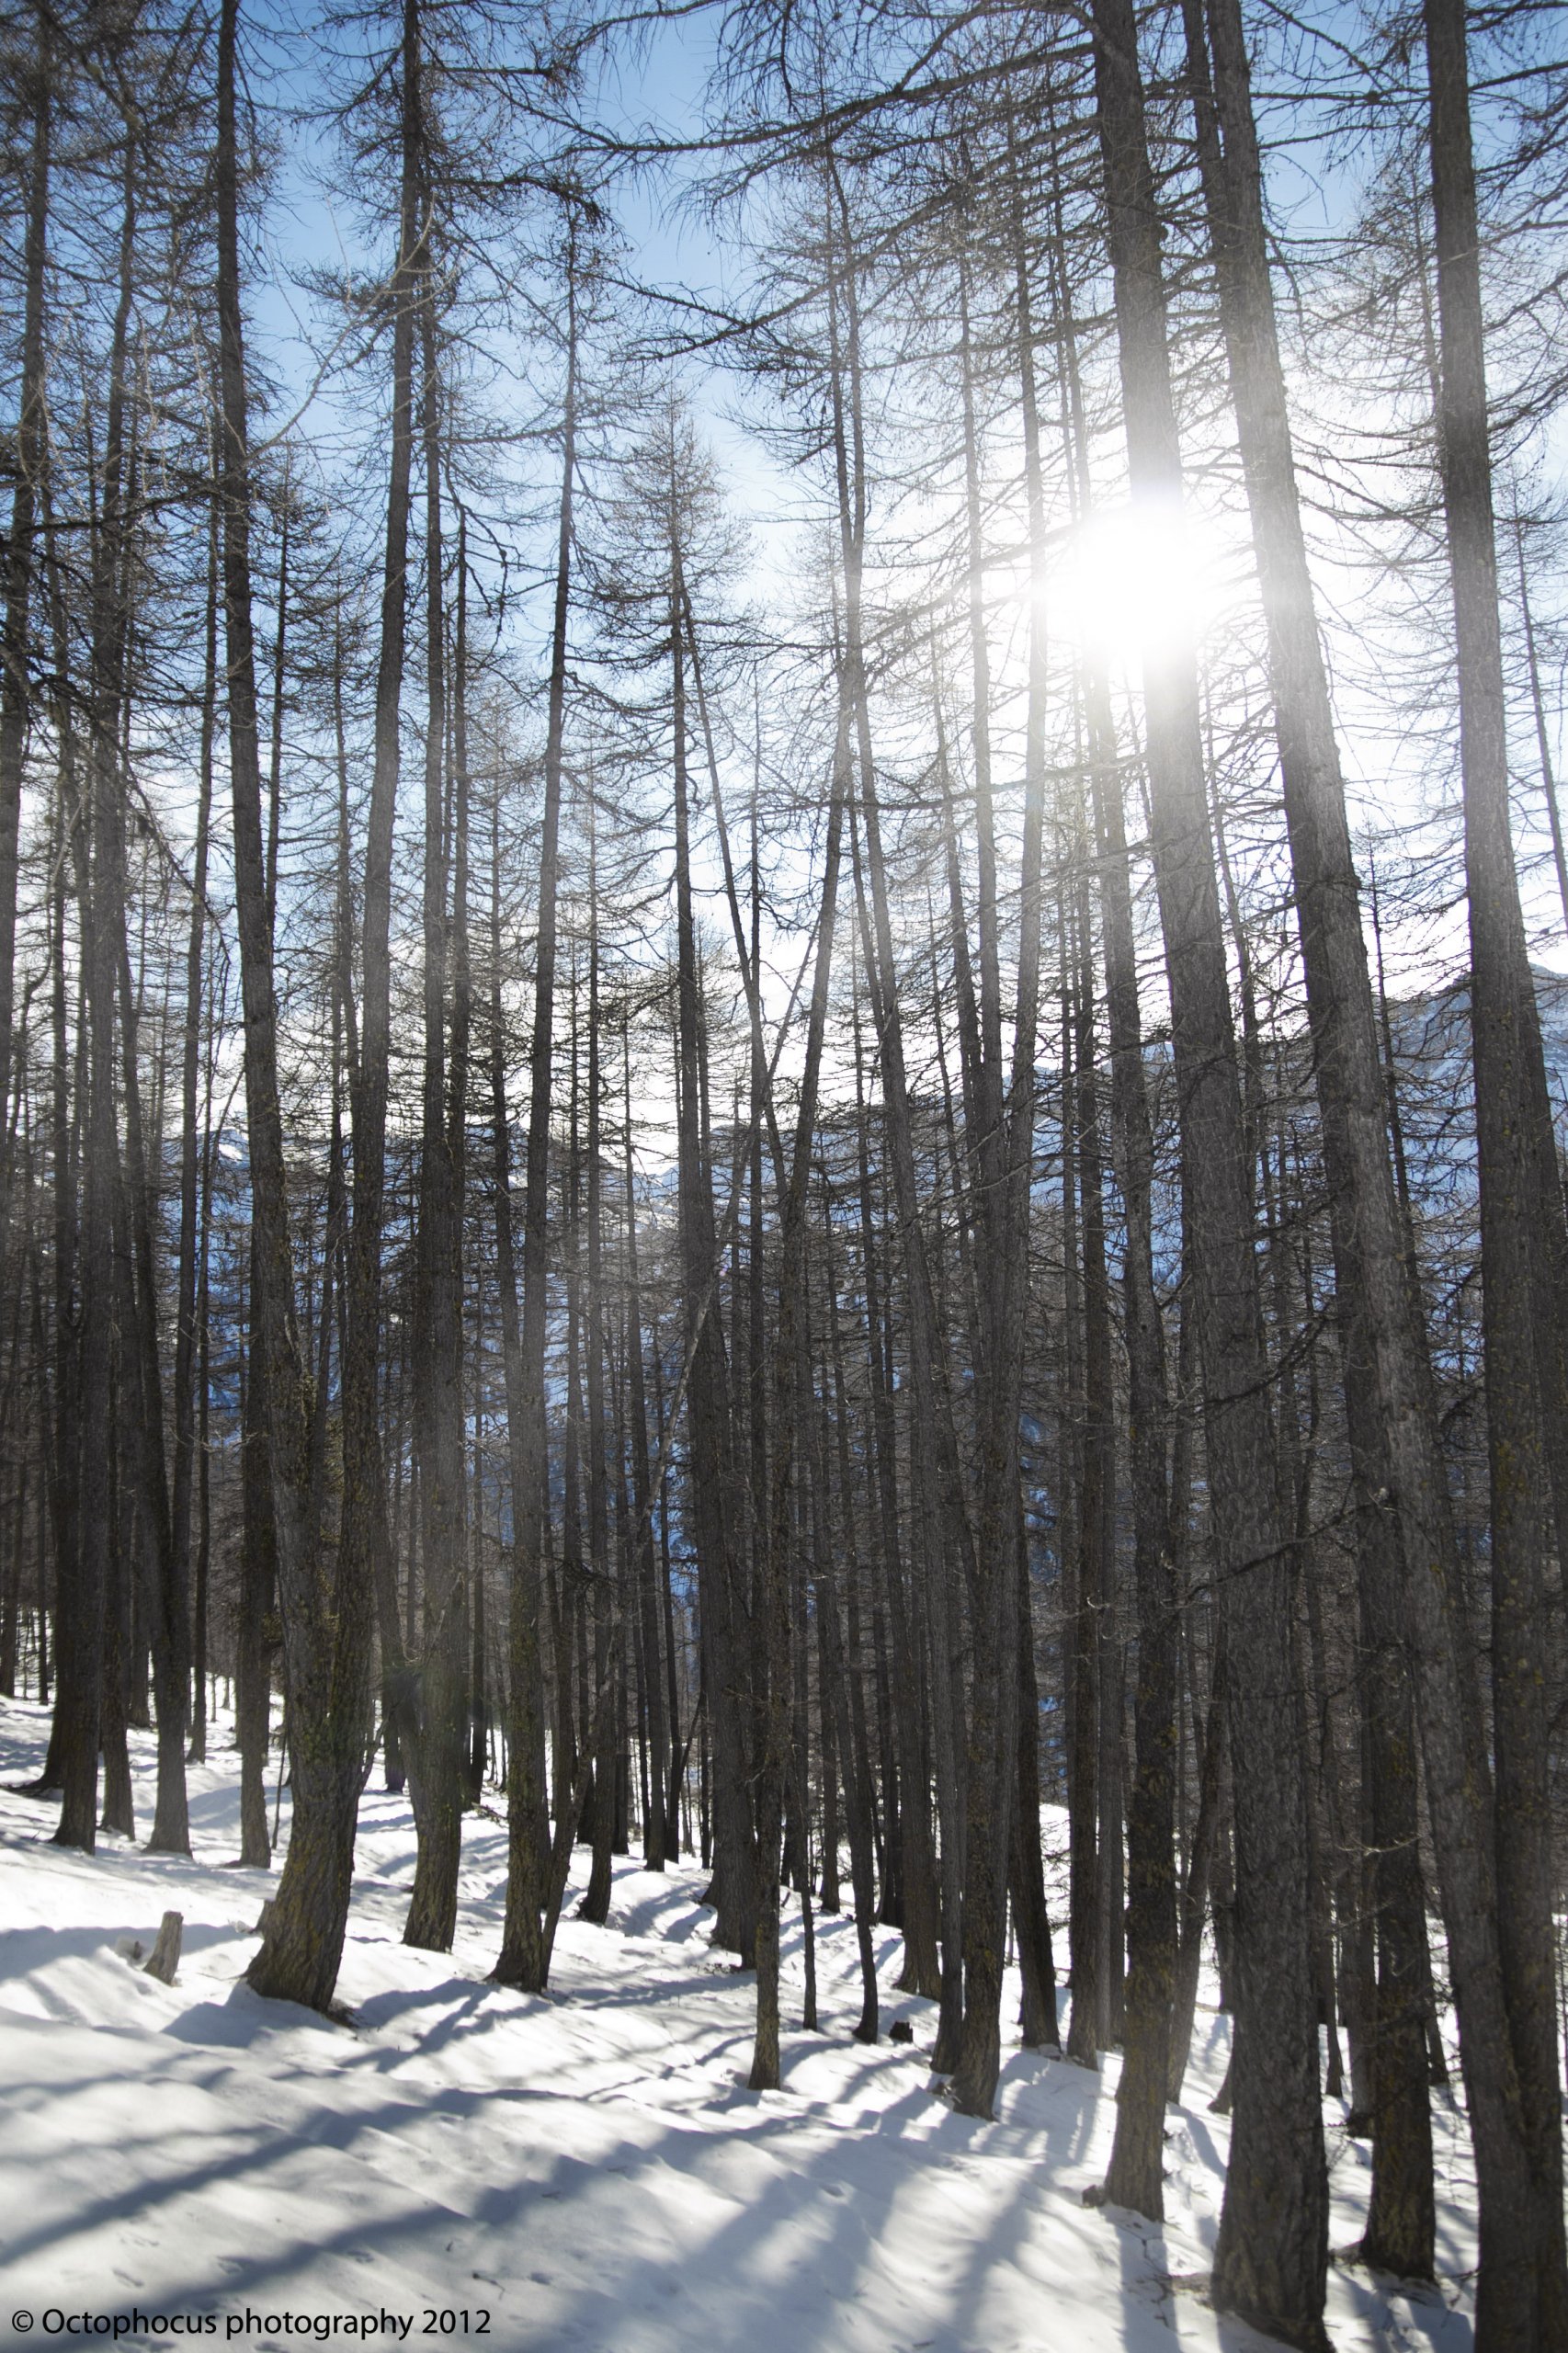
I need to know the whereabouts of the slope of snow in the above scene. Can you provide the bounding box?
[0,1699,1473,2351]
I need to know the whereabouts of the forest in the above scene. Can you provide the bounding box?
[0,0,1566,2342]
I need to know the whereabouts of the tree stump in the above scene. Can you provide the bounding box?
[142,1911,183,1984]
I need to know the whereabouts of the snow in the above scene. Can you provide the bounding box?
[0,1699,1475,2352]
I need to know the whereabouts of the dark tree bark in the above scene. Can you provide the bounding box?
[1424,0,1568,2332]
[38,736,77,1807]
[221,0,366,2012]
[1073,874,1121,2063]
[235,1268,276,1870]
[495,206,579,1991]
[403,311,469,1955]
[0,6,50,1203]
[1090,686,1177,2202]
[830,189,972,2073]
[623,1015,669,1871]
[1167,1629,1224,2104]
[118,873,190,1854]
[1059,912,1098,2074]
[174,464,218,1773]
[328,0,426,1973]
[815,1186,881,2040]
[54,131,139,1855]
[1180,0,1551,2306]
[1089,0,1328,2328]
[1010,1523,1059,2053]
[579,867,617,1929]
[945,206,1051,2120]
[747,698,845,2088]
[849,978,937,1995]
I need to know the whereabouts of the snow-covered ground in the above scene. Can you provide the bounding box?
[0,1698,1474,2351]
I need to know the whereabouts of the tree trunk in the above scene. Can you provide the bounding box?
[221,0,362,2012]
[1424,0,1568,2331]
[579,865,617,1928]
[1184,0,1540,2306]
[746,682,845,2088]
[1090,0,1327,2325]
[174,466,218,1776]
[0,7,50,1223]
[495,208,579,1990]
[665,442,755,1968]
[55,131,139,1856]
[404,305,468,1955]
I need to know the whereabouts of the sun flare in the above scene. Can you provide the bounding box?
[1063,498,1221,666]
